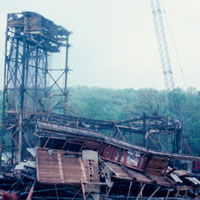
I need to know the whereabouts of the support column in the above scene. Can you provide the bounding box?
[64,36,69,115]
[18,36,26,164]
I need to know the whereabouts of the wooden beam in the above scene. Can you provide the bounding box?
[184,190,188,197]
[136,183,145,200]
[61,138,68,150]
[115,125,125,141]
[55,185,59,200]
[81,180,86,200]
[103,186,112,200]
[147,186,161,200]
[127,181,133,200]
[165,189,171,200]
[57,153,64,184]
[72,187,81,200]
[26,180,36,200]
[43,136,50,148]
[175,190,180,197]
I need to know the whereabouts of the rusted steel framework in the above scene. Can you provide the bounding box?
[32,112,182,154]
[0,117,198,199]
[1,12,70,166]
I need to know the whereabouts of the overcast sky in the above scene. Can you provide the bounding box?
[1,0,200,90]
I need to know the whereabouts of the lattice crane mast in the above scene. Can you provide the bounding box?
[150,0,183,155]
[150,1,200,171]
[150,0,175,92]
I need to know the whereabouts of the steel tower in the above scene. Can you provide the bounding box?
[1,12,70,167]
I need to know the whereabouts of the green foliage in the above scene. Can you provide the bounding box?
[68,86,137,120]
[68,86,200,156]
[1,86,200,155]
[68,86,170,120]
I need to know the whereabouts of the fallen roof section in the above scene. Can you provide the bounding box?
[36,120,200,162]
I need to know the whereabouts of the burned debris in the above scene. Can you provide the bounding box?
[1,11,200,199]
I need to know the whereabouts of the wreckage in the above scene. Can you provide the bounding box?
[1,11,200,199]
[1,113,200,199]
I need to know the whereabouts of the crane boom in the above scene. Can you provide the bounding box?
[150,0,182,155]
[150,1,199,171]
[150,0,175,91]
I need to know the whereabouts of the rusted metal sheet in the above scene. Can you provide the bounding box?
[122,167,152,184]
[148,175,173,187]
[106,161,132,180]
[105,161,152,184]
[36,148,87,184]
[104,159,173,187]
[8,19,23,27]
[24,16,42,33]
[144,156,170,176]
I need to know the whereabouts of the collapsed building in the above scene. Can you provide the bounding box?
[1,11,200,199]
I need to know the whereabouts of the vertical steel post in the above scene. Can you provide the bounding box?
[35,48,39,112]
[0,15,9,171]
[14,40,19,111]
[64,36,69,115]
[1,12,71,167]
[143,113,146,147]
[18,35,26,163]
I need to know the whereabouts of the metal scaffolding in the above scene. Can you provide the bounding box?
[1,11,70,167]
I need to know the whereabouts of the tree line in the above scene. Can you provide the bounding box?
[68,86,200,156]
[0,87,200,155]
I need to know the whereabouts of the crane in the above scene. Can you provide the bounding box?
[150,0,200,172]
[150,0,175,92]
[150,0,182,155]
[150,0,179,117]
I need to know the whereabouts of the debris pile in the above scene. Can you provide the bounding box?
[0,113,200,199]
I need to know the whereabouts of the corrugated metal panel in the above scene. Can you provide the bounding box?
[36,148,87,184]
[105,161,152,183]
[105,162,132,180]
[123,167,152,184]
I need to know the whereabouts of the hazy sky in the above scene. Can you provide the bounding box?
[1,0,200,90]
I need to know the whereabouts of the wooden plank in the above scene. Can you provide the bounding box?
[36,148,87,184]
[58,153,64,183]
